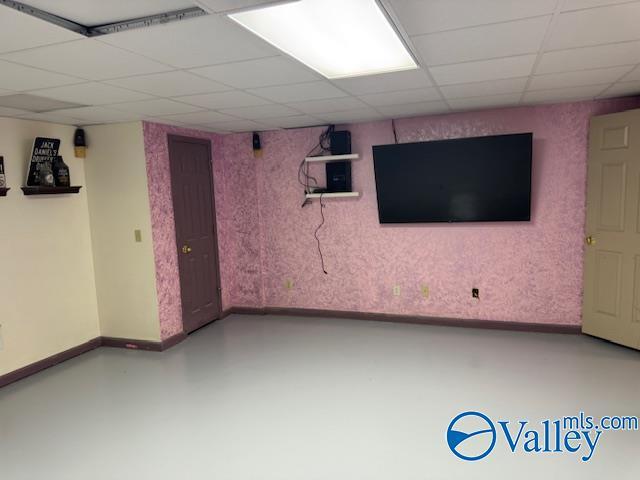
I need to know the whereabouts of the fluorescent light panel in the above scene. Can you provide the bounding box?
[229,0,417,79]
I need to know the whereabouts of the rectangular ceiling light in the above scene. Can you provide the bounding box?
[229,0,417,79]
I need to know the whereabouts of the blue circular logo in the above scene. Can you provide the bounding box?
[447,411,496,461]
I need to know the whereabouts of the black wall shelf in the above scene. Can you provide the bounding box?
[0,187,10,197]
[21,186,82,196]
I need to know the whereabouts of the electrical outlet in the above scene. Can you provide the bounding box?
[134,229,142,242]
[472,288,479,299]
[393,285,401,296]
[421,285,430,299]
[285,279,294,290]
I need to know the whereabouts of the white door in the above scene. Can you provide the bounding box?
[582,108,640,350]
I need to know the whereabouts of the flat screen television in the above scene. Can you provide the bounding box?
[372,133,532,223]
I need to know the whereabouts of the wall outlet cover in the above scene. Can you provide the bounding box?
[421,285,429,299]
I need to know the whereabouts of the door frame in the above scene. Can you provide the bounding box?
[167,134,223,333]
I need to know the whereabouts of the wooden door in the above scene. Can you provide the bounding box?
[582,108,640,350]
[168,135,221,333]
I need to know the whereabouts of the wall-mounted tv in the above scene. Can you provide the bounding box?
[372,133,532,223]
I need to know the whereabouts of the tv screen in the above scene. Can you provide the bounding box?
[372,133,532,223]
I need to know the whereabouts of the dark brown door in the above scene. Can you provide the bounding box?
[168,135,221,333]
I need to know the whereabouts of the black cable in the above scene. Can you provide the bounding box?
[298,125,335,202]
[301,126,334,272]
[314,193,328,275]
[392,119,398,144]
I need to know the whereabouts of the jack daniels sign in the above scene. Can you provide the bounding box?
[26,137,60,186]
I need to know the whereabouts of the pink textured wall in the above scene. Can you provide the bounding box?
[223,98,640,326]
[144,98,639,337]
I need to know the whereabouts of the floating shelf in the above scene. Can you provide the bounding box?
[304,153,359,163]
[0,187,9,197]
[21,186,82,196]
[305,191,360,199]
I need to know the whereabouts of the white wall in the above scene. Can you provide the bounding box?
[84,122,161,341]
[0,118,100,376]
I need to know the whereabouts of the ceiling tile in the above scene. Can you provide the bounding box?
[99,15,277,69]
[448,93,522,110]
[562,0,634,10]
[529,66,633,90]
[431,55,537,85]
[247,81,347,103]
[45,106,144,123]
[31,82,152,105]
[16,111,82,125]
[523,84,609,103]
[388,0,556,35]
[0,5,84,54]
[285,97,369,114]
[192,125,232,134]
[598,81,640,98]
[159,110,239,124]
[332,69,432,95]
[536,41,640,74]
[203,119,270,132]
[316,108,383,124]
[358,87,441,107]
[1,39,171,80]
[0,94,81,112]
[259,115,324,129]
[178,90,271,109]
[0,60,83,91]
[143,117,189,127]
[440,77,528,99]
[23,0,196,27]
[623,66,640,81]
[219,104,300,120]
[0,106,29,116]
[111,99,203,116]
[190,56,319,89]
[106,71,231,97]
[413,16,550,66]
[547,3,640,50]
[376,101,450,118]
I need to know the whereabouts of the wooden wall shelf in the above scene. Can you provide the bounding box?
[21,186,82,196]
[0,187,9,197]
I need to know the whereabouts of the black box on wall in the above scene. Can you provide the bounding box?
[326,161,352,192]
[329,131,351,155]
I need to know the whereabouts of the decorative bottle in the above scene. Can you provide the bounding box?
[53,156,70,187]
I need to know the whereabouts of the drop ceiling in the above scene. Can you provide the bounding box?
[0,0,639,132]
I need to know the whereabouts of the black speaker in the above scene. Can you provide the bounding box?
[330,130,351,155]
[326,161,351,192]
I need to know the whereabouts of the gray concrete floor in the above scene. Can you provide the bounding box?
[0,314,639,479]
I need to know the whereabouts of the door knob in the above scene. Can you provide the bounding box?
[586,236,596,246]
[182,245,192,254]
